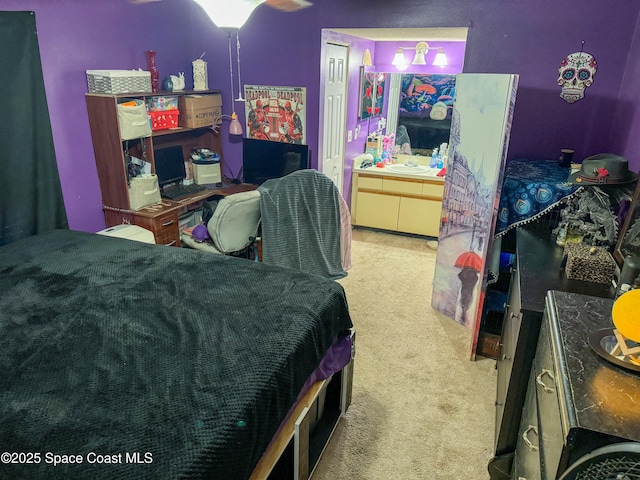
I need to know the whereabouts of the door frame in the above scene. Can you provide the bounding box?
[317,40,349,195]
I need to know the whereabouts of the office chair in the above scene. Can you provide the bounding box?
[258,169,348,279]
[180,190,261,258]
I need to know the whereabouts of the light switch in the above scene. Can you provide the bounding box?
[347,130,353,142]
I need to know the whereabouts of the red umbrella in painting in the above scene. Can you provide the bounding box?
[455,251,482,326]
[454,251,482,272]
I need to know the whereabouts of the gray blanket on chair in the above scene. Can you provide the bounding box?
[258,169,347,280]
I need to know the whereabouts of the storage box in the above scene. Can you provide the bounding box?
[118,99,152,140]
[146,95,179,112]
[149,109,179,131]
[365,135,383,158]
[193,162,221,185]
[183,94,222,128]
[86,69,152,94]
[128,174,161,211]
[564,243,616,284]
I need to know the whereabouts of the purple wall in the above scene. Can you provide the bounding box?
[612,24,640,172]
[3,0,198,233]
[4,0,640,232]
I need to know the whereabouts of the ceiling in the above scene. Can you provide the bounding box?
[328,27,469,42]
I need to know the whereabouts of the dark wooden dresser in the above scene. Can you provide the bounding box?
[489,227,615,479]
[511,290,640,479]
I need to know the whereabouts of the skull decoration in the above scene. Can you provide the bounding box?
[557,52,597,103]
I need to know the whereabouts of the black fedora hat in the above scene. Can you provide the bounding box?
[567,154,638,185]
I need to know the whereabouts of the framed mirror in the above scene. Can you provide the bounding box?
[386,73,456,156]
[614,179,640,266]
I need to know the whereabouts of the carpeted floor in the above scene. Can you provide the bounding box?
[312,228,496,480]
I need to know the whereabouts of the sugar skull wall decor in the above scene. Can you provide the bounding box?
[557,51,597,103]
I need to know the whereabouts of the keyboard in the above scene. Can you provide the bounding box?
[161,183,206,200]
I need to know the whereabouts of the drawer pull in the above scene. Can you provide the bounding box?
[536,369,556,393]
[165,240,177,246]
[510,312,519,320]
[161,219,175,227]
[501,353,511,361]
[522,425,539,451]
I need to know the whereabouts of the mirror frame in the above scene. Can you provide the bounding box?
[614,179,640,266]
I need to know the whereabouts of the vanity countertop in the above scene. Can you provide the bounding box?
[352,154,446,182]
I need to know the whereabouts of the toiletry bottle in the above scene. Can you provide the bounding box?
[430,147,439,168]
[436,145,445,169]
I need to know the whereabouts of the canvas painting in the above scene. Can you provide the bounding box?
[359,69,386,119]
[244,85,306,144]
[431,73,518,358]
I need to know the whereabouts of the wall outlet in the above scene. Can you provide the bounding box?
[347,130,353,142]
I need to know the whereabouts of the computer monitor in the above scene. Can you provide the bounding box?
[242,138,310,185]
[154,145,186,187]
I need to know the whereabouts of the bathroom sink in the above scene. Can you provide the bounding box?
[386,164,430,174]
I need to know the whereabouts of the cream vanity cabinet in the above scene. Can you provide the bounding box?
[351,170,444,237]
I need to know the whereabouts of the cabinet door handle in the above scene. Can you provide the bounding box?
[522,425,539,451]
[161,219,175,227]
[501,353,511,361]
[510,312,519,320]
[536,369,556,393]
[165,240,177,246]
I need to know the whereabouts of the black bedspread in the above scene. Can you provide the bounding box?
[0,230,352,480]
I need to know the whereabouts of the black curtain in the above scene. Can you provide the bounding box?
[0,11,67,246]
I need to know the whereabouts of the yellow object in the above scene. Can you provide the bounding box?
[612,289,640,342]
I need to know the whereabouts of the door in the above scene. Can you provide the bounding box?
[320,43,348,195]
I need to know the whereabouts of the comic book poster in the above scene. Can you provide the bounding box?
[244,85,306,144]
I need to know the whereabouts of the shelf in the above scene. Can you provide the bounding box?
[86,89,222,99]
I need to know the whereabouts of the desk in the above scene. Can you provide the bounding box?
[488,226,615,479]
[103,182,257,246]
[512,290,640,479]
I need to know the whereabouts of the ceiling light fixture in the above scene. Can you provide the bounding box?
[392,41,448,69]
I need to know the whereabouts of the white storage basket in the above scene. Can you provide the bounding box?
[128,174,161,211]
[118,99,152,140]
[86,69,152,94]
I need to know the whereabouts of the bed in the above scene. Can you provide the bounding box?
[0,229,354,479]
